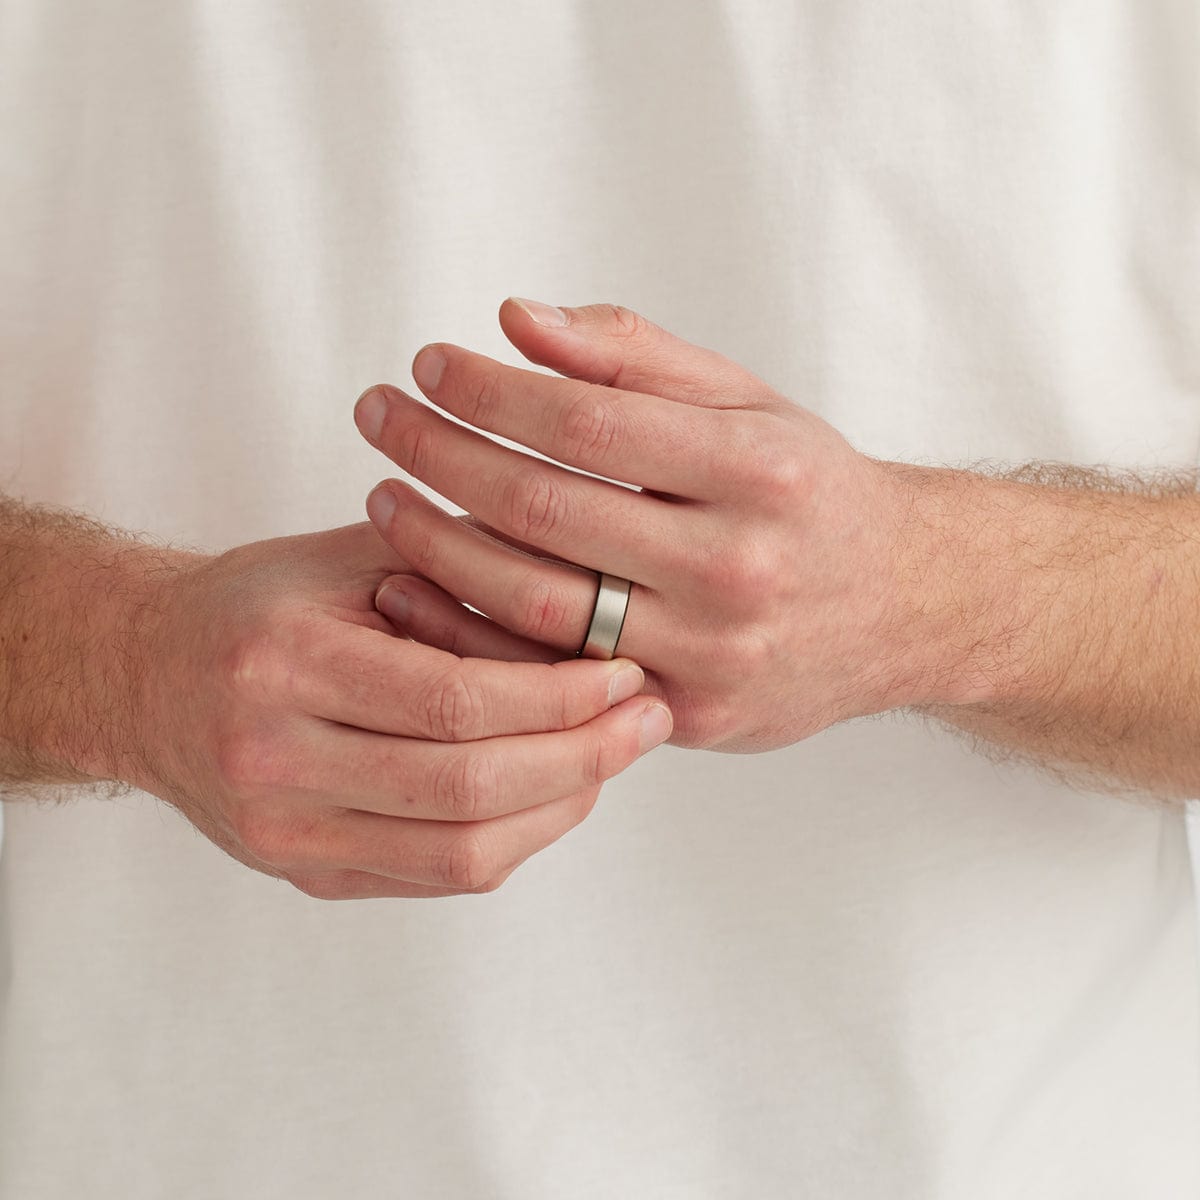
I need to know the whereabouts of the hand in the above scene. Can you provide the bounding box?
[126,522,669,898]
[355,300,944,753]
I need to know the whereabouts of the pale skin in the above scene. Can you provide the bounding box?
[0,504,672,899]
[2,303,1196,911]
[355,298,1200,801]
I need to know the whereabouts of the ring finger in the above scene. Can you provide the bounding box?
[368,478,667,662]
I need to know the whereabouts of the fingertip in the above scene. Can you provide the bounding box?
[356,382,389,407]
[606,660,645,706]
[412,345,447,394]
[355,385,389,442]
[366,483,398,529]
[637,701,673,753]
[506,296,570,329]
[375,577,411,625]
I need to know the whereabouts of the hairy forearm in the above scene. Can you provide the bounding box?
[888,462,1200,802]
[0,496,194,792]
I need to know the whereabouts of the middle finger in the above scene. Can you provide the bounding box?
[357,385,686,586]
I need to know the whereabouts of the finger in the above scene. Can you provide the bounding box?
[313,787,605,889]
[376,578,669,714]
[500,297,776,410]
[457,513,576,567]
[405,339,728,496]
[367,479,664,660]
[215,790,512,899]
[376,575,560,665]
[290,620,645,741]
[357,386,686,580]
[308,692,668,823]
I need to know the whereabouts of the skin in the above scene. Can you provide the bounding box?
[355,298,1200,800]
[0,503,672,898]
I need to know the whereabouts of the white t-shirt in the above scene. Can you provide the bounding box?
[2,3,1198,1196]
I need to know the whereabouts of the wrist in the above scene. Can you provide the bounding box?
[89,541,209,791]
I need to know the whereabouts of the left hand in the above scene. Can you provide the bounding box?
[354,299,940,753]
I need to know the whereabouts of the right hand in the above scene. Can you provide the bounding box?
[124,522,671,899]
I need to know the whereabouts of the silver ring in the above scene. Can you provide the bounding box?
[578,573,631,660]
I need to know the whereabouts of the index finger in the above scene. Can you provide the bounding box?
[406,343,729,498]
[298,623,645,741]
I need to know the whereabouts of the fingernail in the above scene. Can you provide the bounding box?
[412,347,446,394]
[376,582,410,624]
[607,661,644,706]
[638,702,673,753]
[511,297,568,328]
[366,485,397,529]
[356,387,388,442]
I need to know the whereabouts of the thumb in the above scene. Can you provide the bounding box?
[498,297,769,409]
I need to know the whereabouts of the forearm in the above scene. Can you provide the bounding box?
[0,496,196,790]
[891,462,1200,801]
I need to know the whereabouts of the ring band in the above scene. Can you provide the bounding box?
[579,573,632,660]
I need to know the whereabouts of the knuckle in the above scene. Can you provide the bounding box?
[394,418,436,480]
[220,631,286,702]
[401,518,439,575]
[444,830,493,891]
[604,304,651,341]
[420,668,484,742]
[750,441,805,507]
[433,749,498,822]
[506,467,568,543]
[461,366,503,424]
[515,572,572,643]
[705,534,783,607]
[558,389,624,464]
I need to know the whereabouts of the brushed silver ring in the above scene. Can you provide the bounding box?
[578,573,631,660]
